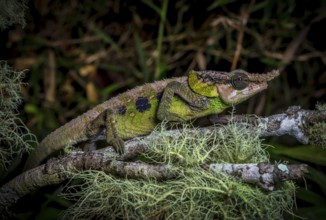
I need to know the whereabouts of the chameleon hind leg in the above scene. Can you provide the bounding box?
[86,109,124,154]
[157,81,209,121]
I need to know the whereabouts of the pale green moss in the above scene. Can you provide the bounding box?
[305,103,326,148]
[0,61,37,170]
[307,122,326,148]
[61,121,295,219]
[316,102,326,111]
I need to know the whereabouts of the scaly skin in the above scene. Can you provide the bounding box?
[24,69,279,170]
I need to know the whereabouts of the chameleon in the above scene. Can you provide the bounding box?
[24,69,279,170]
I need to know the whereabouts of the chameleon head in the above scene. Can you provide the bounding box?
[188,69,280,105]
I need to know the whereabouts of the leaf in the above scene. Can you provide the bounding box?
[294,205,326,220]
[24,104,38,114]
[79,65,97,77]
[208,0,237,10]
[88,23,122,55]
[86,82,98,103]
[140,0,161,15]
[268,145,326,165]
[296,188,325,205]
[134,32,150,82]
[101,83,120,99]
[35,207,62,220]
[306,166,326,195]
[44,194,72,207]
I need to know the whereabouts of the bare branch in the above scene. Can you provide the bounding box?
[0,151,171,214]
[209,106,326,146]
[205,163,308,191]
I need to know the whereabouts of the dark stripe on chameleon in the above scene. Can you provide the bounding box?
[135,97,151,112]
[156,92,163,102]
[118,105,127,115]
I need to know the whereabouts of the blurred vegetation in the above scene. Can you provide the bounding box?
[0,0,28,30]
[0,0,326,219]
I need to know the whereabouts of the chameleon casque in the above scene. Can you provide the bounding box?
[24,69,279,170]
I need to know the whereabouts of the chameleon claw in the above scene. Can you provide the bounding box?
[112,137,125,155]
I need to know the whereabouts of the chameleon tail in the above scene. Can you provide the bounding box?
[24,139,55,170]
[24,116,88,171]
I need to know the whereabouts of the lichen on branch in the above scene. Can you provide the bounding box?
[59,122,297,219]
[0,114,310,218]
[209,105,326,148]
[0,61,37,170]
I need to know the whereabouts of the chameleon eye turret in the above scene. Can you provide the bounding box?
[231,72,249,90]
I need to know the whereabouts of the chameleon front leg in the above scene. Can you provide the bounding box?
[157,81,209,121]
[86,109,124,154]
[105,110,124,154]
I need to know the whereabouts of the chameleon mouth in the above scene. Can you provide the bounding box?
[239,82,267,97]
[216,81,268,105]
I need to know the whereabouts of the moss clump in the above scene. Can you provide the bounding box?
[305,103,326,148]
[315,102,326,111]
[0,61,37,170]
[307,122,326,148]
[0,0,27,30]
[61,122,295,219]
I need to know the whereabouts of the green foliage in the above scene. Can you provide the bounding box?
[134,32,150,82]
[0,0,27,30]
[294,167,326,220]
[269,145,326,166]
[0,61,37,170]
[61,123,295,219]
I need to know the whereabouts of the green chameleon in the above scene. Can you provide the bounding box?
[24,69,279,170]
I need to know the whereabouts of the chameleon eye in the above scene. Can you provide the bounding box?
[231,72,249,90]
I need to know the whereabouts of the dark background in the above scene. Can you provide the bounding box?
[1,0,326,219]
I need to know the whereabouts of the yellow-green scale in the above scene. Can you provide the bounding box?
[115,95,229,140]
[168,96,229,120]
[115,95,160,140]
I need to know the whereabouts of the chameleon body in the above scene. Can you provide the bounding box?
[24,69,279,170]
